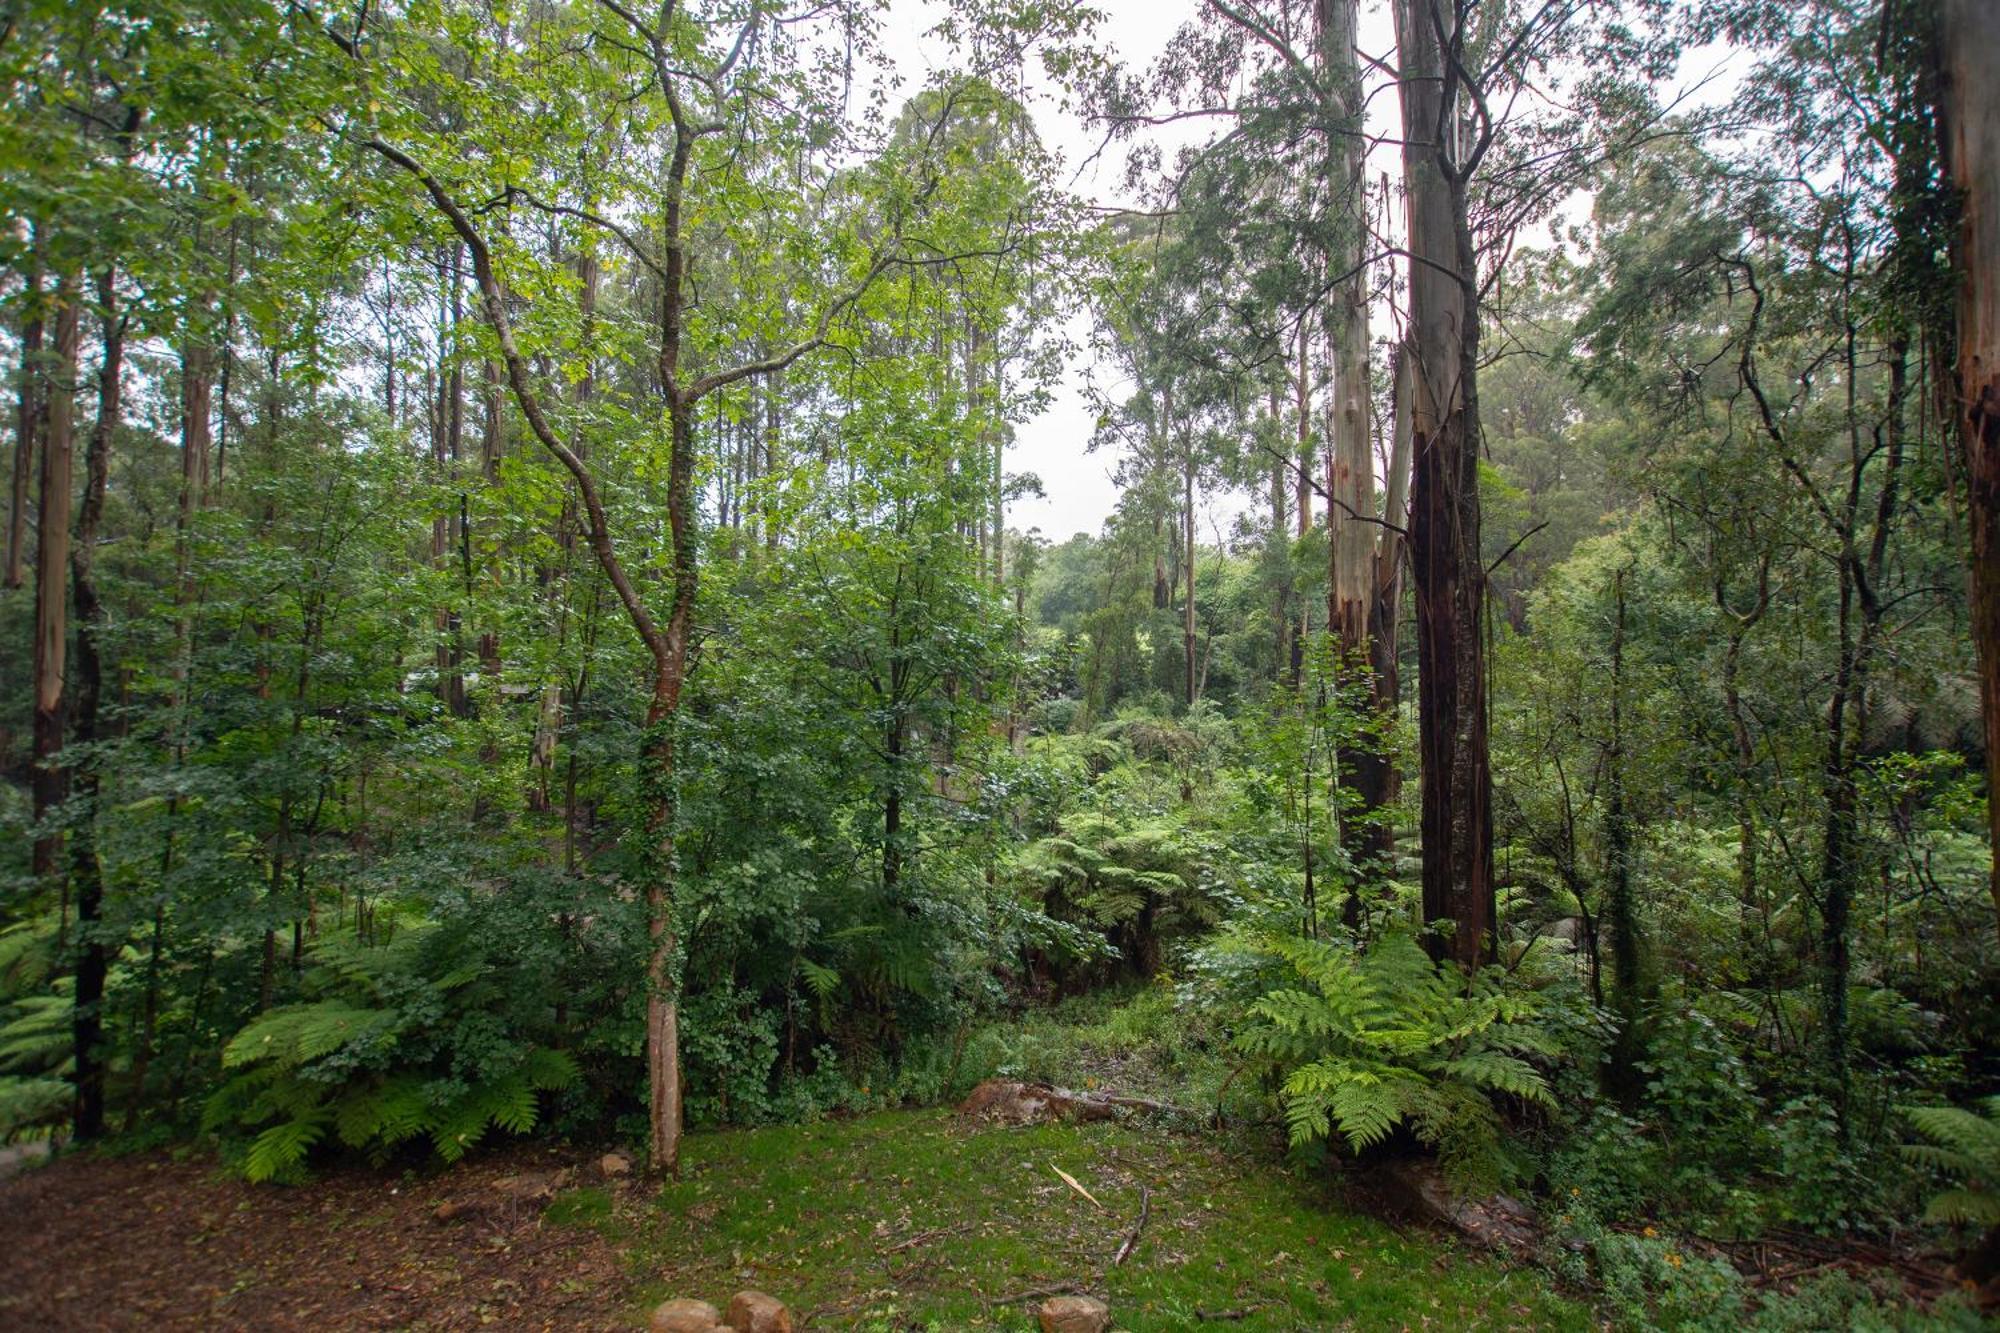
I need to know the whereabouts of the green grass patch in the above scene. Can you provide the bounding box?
[581,1108,1586,1331]
[545,1185,615,1227]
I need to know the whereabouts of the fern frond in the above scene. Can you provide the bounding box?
[245,1112,330,1183]
[222,1002,387,1070]
[521,1047,577,1091]
[1923,1189,2000,1227]
[0,1075,72,1135]
[799,960,841,1000]
[1441,1052,1553,1105]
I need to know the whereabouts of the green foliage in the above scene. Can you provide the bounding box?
[1900,1098,2000,1228]
[1009,805,1226,977]
[0,920,73,1141]
[1235,931,1555,1176]
[203,922,577,1181]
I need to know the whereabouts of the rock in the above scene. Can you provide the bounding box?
[1037,1294,1110,1333]
[599,1152,633,1179]
[955,1080,1116,1126]
[725,1289,793,1333]
[650,1298,724,1333]
[1372,1159,1539,1255]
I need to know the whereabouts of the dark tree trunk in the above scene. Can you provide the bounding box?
[1604,567,1644,1089]
[72,266,122,1143]
[1396,0,1495,969]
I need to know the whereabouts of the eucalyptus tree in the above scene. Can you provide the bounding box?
[1377,0,1685,967]
[1931,0,2000,939]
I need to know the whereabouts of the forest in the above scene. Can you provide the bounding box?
[1,0,1997,1328]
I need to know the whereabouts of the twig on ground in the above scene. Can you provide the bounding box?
[1052,1163,1103,1209]
[1112,1183,1151,1266]
[1196,1305,1265,1321]
[881,1222,969,1255]
[984,1281,1092,1307]
[1097,1093,1199,1117]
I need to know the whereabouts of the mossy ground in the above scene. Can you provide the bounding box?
[556,1107,1591,1331]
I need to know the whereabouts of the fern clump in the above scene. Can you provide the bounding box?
[204,922,577,1182]
[0,919,76,1141]
[1900,1096,2000,1228]
[1235,931,1556,1178]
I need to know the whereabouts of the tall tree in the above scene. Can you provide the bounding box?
[1936,0,2000,940]
[6,261,43,591]
[70,262,124,1142]
[29,277,80,893]
[1394,0,1494,968]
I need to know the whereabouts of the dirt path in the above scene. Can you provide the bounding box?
[0,1148,636,1331]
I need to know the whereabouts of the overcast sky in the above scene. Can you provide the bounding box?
[874,0,1185,544]
[872,0,1410,546]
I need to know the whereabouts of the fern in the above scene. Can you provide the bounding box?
[0,1075,73,1139]
[0,993,75,1072]
[0,921,57,992]
[245,1111,331,1183]
[1236,930,1557,1175]
[222,1002,388,1070]
[1900,1097,2000,1227]
[206,918,578,1180]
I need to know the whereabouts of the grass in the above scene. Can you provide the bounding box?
[552,1107,1592,1331]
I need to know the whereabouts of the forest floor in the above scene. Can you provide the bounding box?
[0,1109,1587,1332]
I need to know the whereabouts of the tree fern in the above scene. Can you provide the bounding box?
[1236,930,1556,1175]
[0,993,75,1072]
[245,1112,331,1183]
[206,918,578,1179]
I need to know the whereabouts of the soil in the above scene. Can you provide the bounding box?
[0,1146,636,1331]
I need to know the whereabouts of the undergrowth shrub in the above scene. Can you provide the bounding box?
[204,917,577,1181]
[0,918,76,1141]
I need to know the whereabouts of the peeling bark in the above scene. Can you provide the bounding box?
[1938,0,2000,941]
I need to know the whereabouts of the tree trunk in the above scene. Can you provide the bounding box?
[1270,382,1291,680]
[527,249,596,808]
[72,266,121,1142]
[1603,566,1646,1089]
[1183,420,1198,710]
[1938,0,2000,942]
[764,369,783,552]
[1395,0,1495,969]
[174,318,215,687]
[31,279,80,893]
[1318,0,1372,654]
[1353,345,1412,865]
[644,387,699,1178]
[432,246,468,717]
[1295,322,1313,540]
[7,258,43,590]
[1818,559,1864,1127]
